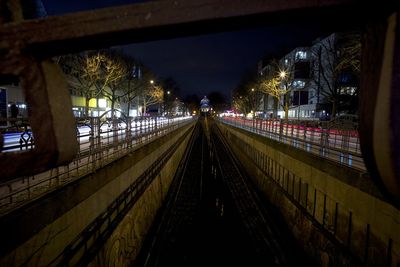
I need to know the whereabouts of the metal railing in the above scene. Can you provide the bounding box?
[0,118,33,152]
[219,116,366,171]
[0,116,195,214]
[228,131,391,266]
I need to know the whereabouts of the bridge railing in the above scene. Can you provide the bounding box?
[0,118,33,152]
[0,116,194,214]
[218,116,366,171]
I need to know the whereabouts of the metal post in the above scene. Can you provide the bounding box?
[292,173,295,196]
[298,89,301,120]
[322,194,327,227]
[313,188,317,217]
[298,178,302,202]
[347,211,352,247]
[334,202,338,235]
[364,224,370,263]
[387,238,393,267]
[305,183,308,209]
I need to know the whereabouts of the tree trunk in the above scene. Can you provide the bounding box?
[143,99,147,117]
[284,104,289,121]
[127,101,131,116]
[111,94,115,119]
[127,80,131,116]
[85,97,90,117]
[273,97,278,118]
[331,99,337,119]
[284,95,289,121]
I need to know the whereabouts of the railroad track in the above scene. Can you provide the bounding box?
[134,117,313,267]
[134,120,207,267]
[210,121,289,266]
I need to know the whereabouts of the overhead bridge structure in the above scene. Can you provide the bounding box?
[0,0,399,266]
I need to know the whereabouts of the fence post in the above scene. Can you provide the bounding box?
[387,238,393,267]
[347,211,353,248]
[364,224,370,264]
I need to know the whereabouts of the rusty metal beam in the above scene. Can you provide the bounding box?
[360,11,400,204]
[0,0,377,57]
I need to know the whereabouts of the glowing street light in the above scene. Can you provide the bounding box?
[279,71,286,79]
[150,80,154,84]
[167,91,170,95]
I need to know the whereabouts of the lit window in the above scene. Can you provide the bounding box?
[98,99,107,108]
[342,87,357,95]
[292,80,305,88]
[295,51,307,60]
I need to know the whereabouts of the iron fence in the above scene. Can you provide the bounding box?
[0,116,194,214]
[228,128,393,266]
[219,117,365,171]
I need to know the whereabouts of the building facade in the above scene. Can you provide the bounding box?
[257,31,360,120]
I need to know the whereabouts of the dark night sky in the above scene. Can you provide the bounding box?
[41,0,328,99]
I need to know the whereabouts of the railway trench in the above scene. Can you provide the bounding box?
[133,117,313,267]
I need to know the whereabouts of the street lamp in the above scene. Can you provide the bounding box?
[278,69,289,120]
[250,88,256,118]
[165,91,171,116]
[297,89,301,120]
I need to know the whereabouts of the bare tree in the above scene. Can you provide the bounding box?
[260,76,280,115]
[231,71,263,117]
[120,64,142,116]
[59,53,104,116]
[140,83,164,116]
[232,95,249,115]
[232,86,261,117]
[259,61,293,120]
[96,51,128,118]
[207,91,228,113]
[59,50,162,118]
[160,77,181,115]
[311,32,361,118]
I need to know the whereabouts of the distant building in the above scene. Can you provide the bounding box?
[279,46,313,119]
[0,82,28,121]
[200,96,211,113]
[257,31,360,119]
[310,32,360,117]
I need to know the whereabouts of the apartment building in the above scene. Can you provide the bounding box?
[258,31,360,120]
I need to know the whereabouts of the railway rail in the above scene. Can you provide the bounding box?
[134,117,312,266]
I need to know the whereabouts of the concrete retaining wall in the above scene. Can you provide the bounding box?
[217,122,400,267]
[0,122,195,266]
